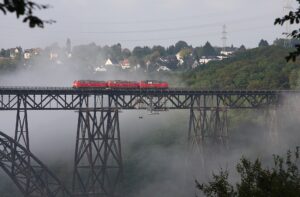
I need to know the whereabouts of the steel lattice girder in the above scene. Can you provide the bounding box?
[0,88,287,110]
[72,96,122,197]
[0,131,72,197]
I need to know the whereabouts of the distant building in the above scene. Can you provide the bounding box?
[133,64,141,71]
[220,50,234,56]
[105,58,119,66]
[157,66,170,72]
[120,59,130,69]
[50,52,59,60]
[23,48,42,60]
[23,51,31,59]
[94,66,107,72]
[156,55,178,70]
[175,52,184,65]
[9,48,20,59]
[199,56,221,64]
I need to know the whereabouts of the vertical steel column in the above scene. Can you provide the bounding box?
[14,95,29,149]
[212,97,229,150]
[188,96,229,157]
[72,95,123,197]
[14,95,30,195]
[188,96,204,153]
[265,106,279,145]
[188,96,205,167]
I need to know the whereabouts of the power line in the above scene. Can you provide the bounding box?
[95,24,276,43]
[80,12,226,25]
[79,12,276,26]
[80,14,274,34]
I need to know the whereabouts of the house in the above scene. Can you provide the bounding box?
[133,64,141,71]
[175,52,181,60]
[199,56,221,65]
[105,58,119,66]
[156,55,178,70]
[175,52,184,65]
[50,52,59,60]
[24,50,31,60]
[120,59,130,69]
[220,50,234,56]
[24,48,42,60]
[9,48,20,59]
[157,66,170,72]
[94,66,107,72]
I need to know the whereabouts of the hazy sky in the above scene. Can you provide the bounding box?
[0,0,298,49]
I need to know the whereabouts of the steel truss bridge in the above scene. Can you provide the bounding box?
[0,87,293,197]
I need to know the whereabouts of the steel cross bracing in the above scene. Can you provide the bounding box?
[0,87,289,110]
[0,131,72,197]
[188,95,229,169]
[14,95,31,194]
[0,87,295,197]
[72,95,122,197]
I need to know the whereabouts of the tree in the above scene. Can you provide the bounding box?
[132,46,151,59]
[238,45,246,52]
[174,41,189,53]
[152,45,166,56]
[166,45,176,55]
[122,48,131,59]
[197,148,300,197]
[0,0,54,28]
[202,42,218,57]
[178,48,192,60]
[275,0,300,61]
[258,39,269,47]
[111,43,122,60]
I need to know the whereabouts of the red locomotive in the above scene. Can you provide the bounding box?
[139,80,168,89]
[107,80,140,88]
[72,80,108,88]
[73,80,169,89]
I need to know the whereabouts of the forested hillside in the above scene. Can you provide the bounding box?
[182,46,300,90]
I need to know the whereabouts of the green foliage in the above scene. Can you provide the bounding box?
[182,46,300,90]
[72,43,102,66]
[132,46,152,59]
[178,48,192,59]
[174,40,189,53]
[0,0,54,28]
[196,171,236,197]
[202,42,218,57]
[258,39,269,47]
[0,58,19,73]
[275,0,300,61]
[152,45,166,56]
[197,148,300,197]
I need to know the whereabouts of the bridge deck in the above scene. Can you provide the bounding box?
[0,86,294,110]
[0,86,287,95]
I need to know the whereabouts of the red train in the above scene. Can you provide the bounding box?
[73,80,169,89]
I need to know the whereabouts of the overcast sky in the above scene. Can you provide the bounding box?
[0,0,298,49]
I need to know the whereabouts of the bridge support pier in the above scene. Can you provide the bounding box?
[188,96,229,165]
[72,96,123,197]
[14,95,31,195]
[14,95,30,149]
[265,106,279,145]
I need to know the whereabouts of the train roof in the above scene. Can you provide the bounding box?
[75,80,107,83]
[108,80,139,83]
[141,80,166,83]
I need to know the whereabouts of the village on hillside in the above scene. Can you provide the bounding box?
[0,39,244,73]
